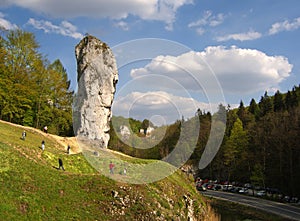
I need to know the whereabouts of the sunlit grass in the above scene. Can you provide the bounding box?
[0,120,208,220]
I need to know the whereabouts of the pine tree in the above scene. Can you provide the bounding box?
[259,91,273,116]
[285,90,293,110]
[248,98,260,119]
[273,90,285,112]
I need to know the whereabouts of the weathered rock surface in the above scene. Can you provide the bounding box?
[74,35,118,148]
[120,125,130,140]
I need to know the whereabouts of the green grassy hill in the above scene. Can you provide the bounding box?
[0,120,216,220]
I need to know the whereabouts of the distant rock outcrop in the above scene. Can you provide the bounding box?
[74,35,118,148]
[120,125,130,140]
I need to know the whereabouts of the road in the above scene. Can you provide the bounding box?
[202,190,300,220]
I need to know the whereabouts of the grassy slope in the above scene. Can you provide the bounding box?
[0,120,212,220]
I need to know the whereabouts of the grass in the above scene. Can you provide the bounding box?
[0,120,210,220]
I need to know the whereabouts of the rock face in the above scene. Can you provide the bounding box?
[74,35,118,148]
[120,125,130,140]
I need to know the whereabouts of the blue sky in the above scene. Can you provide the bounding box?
[1,0,299,125]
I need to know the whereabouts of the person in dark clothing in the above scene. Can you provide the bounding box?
[58,158,65,171]
[67,145,71,154]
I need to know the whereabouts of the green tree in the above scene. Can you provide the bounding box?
[259,91,273,116]
[273,90,285,112]
[0,29,74,135]
[44,59,74,135]
[237,100,252,128]
[248,98,260,119]
[223,117,249,182]
[0,29,40,123]
[250,163,265,190]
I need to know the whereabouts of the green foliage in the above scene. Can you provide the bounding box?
[0,29,73,135]
[196,85,300,197]
[259,91,273,116]
[248,98,260,119]
[273,90,285,112]
[250,163,265,188]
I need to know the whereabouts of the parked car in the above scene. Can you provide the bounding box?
[230,187,242,193]
[196,184,207,191]
[206,184,215,190]
[244,183,253,189]
[223,184,233,191]
[238,188,248,194]
[214,184,223,191]
[257,190,266,196]
[284,196,291,202]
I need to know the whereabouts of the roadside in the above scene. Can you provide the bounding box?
[205,197,292,221]
[202,190,300,221]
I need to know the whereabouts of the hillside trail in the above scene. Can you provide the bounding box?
[0,120,81,155]
[0,120,133,159]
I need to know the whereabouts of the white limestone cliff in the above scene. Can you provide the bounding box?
[74,35,118,148]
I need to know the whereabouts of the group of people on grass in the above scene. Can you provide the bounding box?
[109,161,127,176]
[21,128,127,175]
[21,127,69,171]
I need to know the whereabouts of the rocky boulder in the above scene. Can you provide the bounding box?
[73,35,118,148]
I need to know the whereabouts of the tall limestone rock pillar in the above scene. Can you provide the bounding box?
[74,36,118,148]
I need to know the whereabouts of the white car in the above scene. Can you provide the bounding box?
[239,188,248,194]
[257,190,266,196]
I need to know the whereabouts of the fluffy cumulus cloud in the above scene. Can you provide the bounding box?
[269,17,300,35]
[1,0,193,30]
[216,30,262,42]
[27,18,83,39]
[0,12,17,30]
[112,91,216,125]
[130,46,293,95]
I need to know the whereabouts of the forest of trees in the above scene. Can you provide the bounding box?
[109,87,300,197]
[0,29,74,136]
[196,87,300,197]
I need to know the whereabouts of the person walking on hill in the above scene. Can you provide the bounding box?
[41,140,45,151]
[58,158,65,171]
[43,126,48,133]
[109,161,115,174]
[67,145,71,154]
[22,131,26,140]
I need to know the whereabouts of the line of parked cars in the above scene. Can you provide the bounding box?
[195,177,300,204]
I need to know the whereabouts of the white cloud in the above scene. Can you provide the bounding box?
[0,12,17,30]
[188,10,213,28]
[196,27,205,35]
[27,18,83,39]
[188,10,225,35]
[269,17,300,35]
[114,21,129,31]
[112,91,217,125]
[130,46,293,95]
[209,13,225,27]
[3,0,193,31]
[216,30,262,42]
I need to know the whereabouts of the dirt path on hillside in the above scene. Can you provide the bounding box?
[0,120,137,158]
[0,120,82,154]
